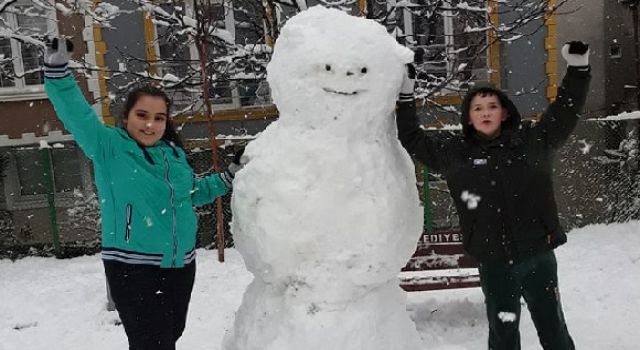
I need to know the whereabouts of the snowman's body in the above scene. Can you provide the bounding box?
[225,6,424,350]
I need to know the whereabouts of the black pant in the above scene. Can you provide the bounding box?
[478,250,575,350]
[104,260,196,350]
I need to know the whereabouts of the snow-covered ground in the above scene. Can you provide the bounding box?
[1,221,638,350]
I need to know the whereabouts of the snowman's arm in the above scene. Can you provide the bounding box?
[191,173,230,206]
[395,98,449,173]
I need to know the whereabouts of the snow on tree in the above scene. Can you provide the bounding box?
[242,0,573,105]
[1,0,574,111]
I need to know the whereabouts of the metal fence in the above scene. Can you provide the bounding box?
[590,121,640,223]
[186,145,240,249]
[0,142,245,259]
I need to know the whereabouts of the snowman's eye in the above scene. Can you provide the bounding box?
[361,67,368,74]
[325,64,332,71]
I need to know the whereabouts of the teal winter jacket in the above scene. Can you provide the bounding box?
[45,76,228,268]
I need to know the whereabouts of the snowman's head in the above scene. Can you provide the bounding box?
[267,6,413,133]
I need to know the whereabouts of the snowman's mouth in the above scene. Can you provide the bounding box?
[323,87,359,96]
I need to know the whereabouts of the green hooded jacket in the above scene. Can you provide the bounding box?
[45,76,228,268]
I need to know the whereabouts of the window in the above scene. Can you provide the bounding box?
[14,144,83,196]
[232,3,269,107]
[3,141,90,211]
[397,0,489,90]
[154,2,199,112]
[0,0,56,95]
[202,1,235,106]
[152,0,270,111]
[15,149,45,195]
[610,43,622,59]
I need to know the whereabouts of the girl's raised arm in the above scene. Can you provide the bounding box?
[44,37,114,163]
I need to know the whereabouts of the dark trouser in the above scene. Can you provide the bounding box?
[104,260,196,350]
[478,250,575,350]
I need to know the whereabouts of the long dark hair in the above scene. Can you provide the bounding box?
[121,86,185,149]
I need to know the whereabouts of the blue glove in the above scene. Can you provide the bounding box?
[44,37,73,79]
[561,41,589,67]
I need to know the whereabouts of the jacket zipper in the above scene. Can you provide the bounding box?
[108,182,117,241]
[162,150,178,267]
[125,203,133,242]
[493,150,518,261]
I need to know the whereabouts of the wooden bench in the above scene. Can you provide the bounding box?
[398,164,480,292]
[399,228,480,292]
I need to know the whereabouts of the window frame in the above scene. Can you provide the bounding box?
[610,43,622,59]
[399,0,491,93]
[0,0,57,101]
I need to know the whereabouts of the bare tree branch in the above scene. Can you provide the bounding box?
[0,0,18,14]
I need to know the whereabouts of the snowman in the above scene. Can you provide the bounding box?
[224,6,424,350]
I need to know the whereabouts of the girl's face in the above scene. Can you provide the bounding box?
[468,94,508,140]
[123,95,168,146]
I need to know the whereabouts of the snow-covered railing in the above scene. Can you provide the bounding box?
[0,131,74,147]
[586,111,640,122]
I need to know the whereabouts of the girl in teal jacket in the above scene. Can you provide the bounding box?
[44,38,237,350]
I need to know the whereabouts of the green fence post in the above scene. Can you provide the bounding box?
[422,164,433,233]
[42,147,61,257]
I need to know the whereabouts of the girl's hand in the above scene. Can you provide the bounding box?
[44,37,74,79]
[220,146,247,189]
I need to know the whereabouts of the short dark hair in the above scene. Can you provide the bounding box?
[466,87,508,110]
[122,86,184,149]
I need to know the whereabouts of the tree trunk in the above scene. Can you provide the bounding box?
[262,0,278,45]
[195,2,226,263]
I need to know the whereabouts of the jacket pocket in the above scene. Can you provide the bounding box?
[538,216,566,248]
[538,215,556,236]
[125,204,133,242]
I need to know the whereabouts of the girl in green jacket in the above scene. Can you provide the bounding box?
[44,38,239,350]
